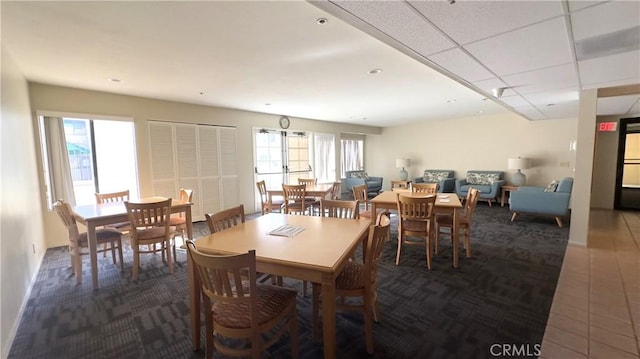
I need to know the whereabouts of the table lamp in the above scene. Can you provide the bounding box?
[508,157,530,186]
[396,158,410,181]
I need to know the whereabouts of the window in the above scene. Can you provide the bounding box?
[340,138,364,178]
[314,133,336,183]
[38,115,139,207]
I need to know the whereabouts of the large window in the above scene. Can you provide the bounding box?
[38,115,139,207]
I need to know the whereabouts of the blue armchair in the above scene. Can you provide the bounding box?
[455,170,505,206]
[342,170,383,198]
[509,177,573,227]
[414,170,455,193]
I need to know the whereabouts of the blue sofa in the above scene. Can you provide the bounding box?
[455,170,505,206]
[342,170,383,198]
[414,170,455,193]
[509,177,573,227]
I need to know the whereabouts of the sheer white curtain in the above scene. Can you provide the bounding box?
[313,133,335,183]
[340,139,363,178]
[43,116,76,206]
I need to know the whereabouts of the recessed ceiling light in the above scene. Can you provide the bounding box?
[316,18,328,25]
[108,78,123,83]
[368,69,382,75]
[265,103,271,106]
[446,99,456,103]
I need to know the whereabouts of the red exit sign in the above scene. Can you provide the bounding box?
[599,122,617,132]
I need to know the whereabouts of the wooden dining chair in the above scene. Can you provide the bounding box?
[168,188,193,259]
[186,241,298,359]
[256,180,283,215]
[205,204,245,234]
[282,184,312,215]
[312,212,390,354]
[396,193,436,269]
[95,189,131,234]
[124,198,176,281]
[329,181,342,200]
[319,198,359,219]
[436,187,480,262]
[298,178,320,215]
[353,183,384,219]
[53,199,124,284]
[412,182,438,194]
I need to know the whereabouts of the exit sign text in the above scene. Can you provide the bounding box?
[598,122,617,132]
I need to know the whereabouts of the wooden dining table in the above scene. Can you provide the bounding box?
[72,196,193,290]
[370,190,464,267]
[188,213,371,359]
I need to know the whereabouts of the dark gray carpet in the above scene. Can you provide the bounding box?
[8,204,569,358]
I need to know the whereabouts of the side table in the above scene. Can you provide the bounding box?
[390,180,411,189]
[501,185,519,207]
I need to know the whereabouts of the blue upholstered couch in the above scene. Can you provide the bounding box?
[455,170,505,206]
[342,170,383,198]
[414,170,455,193]
[509,177,574,227]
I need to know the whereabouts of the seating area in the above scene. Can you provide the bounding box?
[414,170,456,193]
[455,170,505,207]
[509,177,574,227]
[342,170,383,199]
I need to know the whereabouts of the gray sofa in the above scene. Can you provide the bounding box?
[342,170,383,198]
[414,170,455,193]
[455,170,505,206]
[509,177,573,227]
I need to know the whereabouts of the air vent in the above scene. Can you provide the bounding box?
[575,26,640,61]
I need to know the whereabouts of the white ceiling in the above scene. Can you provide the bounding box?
[2,1,639,128]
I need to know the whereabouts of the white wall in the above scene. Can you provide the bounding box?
[28,83,382,248]
[365,112,578,189]
[592,115,626,209]
[1,46,47,358]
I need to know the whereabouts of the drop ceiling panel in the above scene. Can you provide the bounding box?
[472,77,509,95]
[579,50,640,86]
[524,88,580,107]
[331,1,455,56]
[501,95,532,108]
[409,0,564,45]
[502,63,578,95]
[597,95,640,115]
[537,101,579,119]
[571,1,640,41]
[513,106,547,120]
[427,48,495,82]
[464,17,573,76]
[568,1,602,13]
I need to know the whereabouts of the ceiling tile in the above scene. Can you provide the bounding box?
[568,1,603,12]
[427,48,495,82]
[472,77,508,95]
[628,100,640,115]
[513,106,547,120]
[331,1,455,56]
[409,0,563,45]
[597,95,640,115]
[523,88,580,107]
[571,1,640,41]
[464,17,573,76]
[502,63,578,95]
[579,50,640,87]
[500,95,532,108]
[537,101,579,119]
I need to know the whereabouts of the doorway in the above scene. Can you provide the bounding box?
[615,117,640,210]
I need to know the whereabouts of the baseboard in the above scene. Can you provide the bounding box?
[1,254,44,359]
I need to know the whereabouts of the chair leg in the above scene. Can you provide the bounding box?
[555,217,564,228]
[74,253,82,284]
[117,239,124,271]
[510,212,518,222]
[311,283,321,341]
[371,285,380,323]
[464,229,472,258]
[166,239,174,274]
[363,285,374,354]
[290,302,299,358]
[133,245,140,281]
[395,235,402,266]
[425,233,432,270]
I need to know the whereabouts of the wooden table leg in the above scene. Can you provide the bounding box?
[87,222,99,290]
[321,276,336,359]
[185,205,193,240]
[452,208,459,268]
[188,250,201,351]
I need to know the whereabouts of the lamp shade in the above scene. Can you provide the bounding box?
[396,158,410,168]
[508,158,530,170]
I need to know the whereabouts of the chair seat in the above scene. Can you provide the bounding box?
[169,217,186,226]
[401,219,429,232]
[359,208,386,219]
[212,284,297,328]
[77,228,122,245]
[135,226,176,241]
[336,260,365,290]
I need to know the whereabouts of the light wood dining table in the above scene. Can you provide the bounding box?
[72,196,193,290]
[370,190,464,267]
[188,213,371,359]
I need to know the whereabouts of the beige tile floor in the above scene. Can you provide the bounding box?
[541,210,640,358]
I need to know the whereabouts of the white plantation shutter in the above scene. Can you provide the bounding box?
[148,121,237,221]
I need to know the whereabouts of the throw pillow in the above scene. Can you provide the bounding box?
[363,172,370,180]
[350,172,365,179]
[544,181,558,192]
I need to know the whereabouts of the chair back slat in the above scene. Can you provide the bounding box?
[297,178,317,186]
[125,198,172,229]
[95,190,130,204]
[352,184,369,210]
[53,199,80,243]
[364,213,391,282]
[320,199,359,219]
[205,205,245,234]
[396,193,436,222]
[282,184,308,214]
[413,183,438,194]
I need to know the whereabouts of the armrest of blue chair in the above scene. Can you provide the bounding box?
[509,186,571,216]
[455,178,468,192]
[439,178,456,193]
